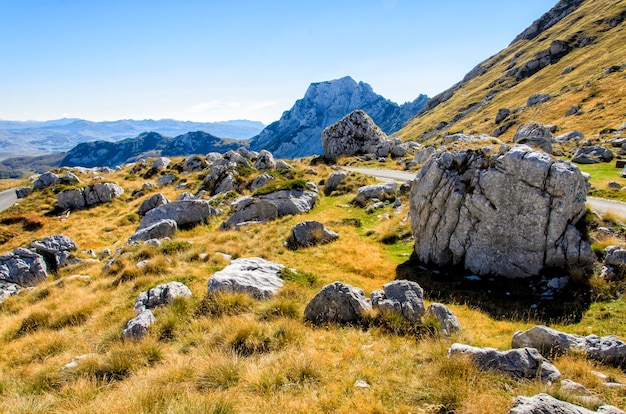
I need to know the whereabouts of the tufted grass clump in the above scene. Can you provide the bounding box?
[195,352,242,391]
[161,240,193,255]
[278,268,319,288]
[226,320,301,357]
[195,292,255,318]
[257,297,301,321]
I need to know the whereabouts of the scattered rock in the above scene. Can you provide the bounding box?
[354,380,370,388]
[207,257,285,299]
[122,309,155,340]
[0,248,48,286]
[409,145,593,279]
[512,325,626,366]
[182,155,206,173]
[138,194,169,216]
[425,303,462,336]
[285,220,339,250]
[57,183,124,210]
[33,172,60,190]
[157,174,177,186]
[133,281,193,312]
[138,199,219,230]
[513,121,553,153]
[324,172,347,196]
[353,182,397,207]
[566,105,583,117]
[151,157,171,170]
[304,282,372,325]
[128,219,177,243]
[555,130,584,142]
[495,108,511,124]
[15,187,32,199]
[448,343,561,383]
[370,280,425,323]
[30,234,78,270]
[254,150,276,171]
[572,146,614,164]
[527,93,553,107]
[508,393,625,414]
[249,174,275,192]
[608,181,622,190]
[276,160,293,170]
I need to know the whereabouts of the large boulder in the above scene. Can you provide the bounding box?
[508,394,625,414]
[513,122,554,153]
[15,187,33,199]
[57,183,124,210]
[322,110,388,159]
[207,257,284,299]
[122,309,155,340]
[138,199,219,230]
[254,150,276,171]
[33,172,60,190]
[572,146,614,164]
[151,157,171,171]
[182,155,206,173]
[370,280,425,323]
[304,282,371,324]
[448,343,561,383]
[512,325,626,366]
[0,248,48,287]
[138,193,169,216]
[409,145,594,279]
[324,172,347,196]
[134,281,193,312]
[220,183,318,229]
[128,219,177,243]
[30,234,78,270]
[285,220,339,250]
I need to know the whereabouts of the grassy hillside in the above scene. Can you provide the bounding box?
[0,156,624,413]
[397,0,626,146]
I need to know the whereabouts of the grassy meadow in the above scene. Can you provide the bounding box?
[0,156,624,414]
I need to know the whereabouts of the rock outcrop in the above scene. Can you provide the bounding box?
[285,221,339,250]
[512,325,626,366]
[0,248,48,287]
[57,183,124,210]
[207,258,285,299]
[513,122,554,153]
[33,172,60,189]
[304,282,372,324]
[128,219,178,243]
[249,76,428,158]
[137,199,219,230]
[138,193,169,216]
[30,234,78,270]
[425,303,462,337]
[409,145,594,278]
[448,343,561,383]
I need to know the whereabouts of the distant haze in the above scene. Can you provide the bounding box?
[0,1,555,124]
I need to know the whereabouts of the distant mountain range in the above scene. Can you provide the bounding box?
[249,76,429,158]
[0,118,264,159]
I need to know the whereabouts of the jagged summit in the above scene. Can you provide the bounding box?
[249,76,428,158]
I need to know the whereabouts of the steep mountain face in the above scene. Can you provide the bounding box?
[249,76,428,158]
[60,131,248,168]
[0,119,264,159]
[398,0,626,143]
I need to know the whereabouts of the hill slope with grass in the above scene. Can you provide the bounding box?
[0,149,624,413]
[397,0,626,145]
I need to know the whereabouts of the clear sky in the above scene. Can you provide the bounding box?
[0,0,557,124]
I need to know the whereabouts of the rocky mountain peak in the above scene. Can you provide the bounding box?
[510,0,586,45]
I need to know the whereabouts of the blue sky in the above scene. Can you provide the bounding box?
[0,0,556,124]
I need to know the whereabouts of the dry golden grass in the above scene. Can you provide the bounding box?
[0,156,625,413]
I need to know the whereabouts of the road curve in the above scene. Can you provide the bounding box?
[345,167,626,220]
[0,188,17,213]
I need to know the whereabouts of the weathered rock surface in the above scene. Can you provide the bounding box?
[414,146,437,164]
[221,184,317,229]
[527,93,553,107]
[15,187,32,199]
[30,234,78,270]
[138,199,219,230]
[182,155,206,172]
[324,172,347,196]
[448,343,561,382]
[249,174,275,192]
[409,145,593,278]
[304,282,371,324]
[285,220,339,250]
[134,281,193,312]
[151,157,171,170]
[572,146,614,164]
[508,393,625,414]
[128,219,177,243]
[322,110,388,159]
[207,258,285,299]
[138,193,169,216]
[33,172,60,190]
[370,280,425,323]
[512,325,626,366]
[353,182,398,207]
[122,309,155,340]
[425,303,462,336]
[0,248,48,286]
[0,280,21,303]
[254,150,276,171]
[513,122,554,153]
[57,183,124,209]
